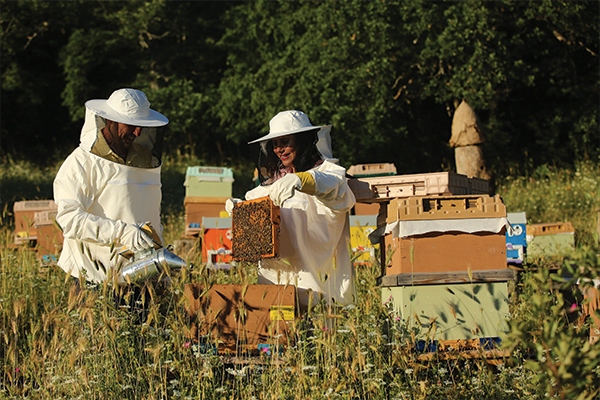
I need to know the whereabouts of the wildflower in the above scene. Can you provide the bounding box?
[15,368,20,373]
[404,368,413,375]
[226,367,249,377]
[569,303,577,312]
[183,342,191,349]
[438,367,447,375]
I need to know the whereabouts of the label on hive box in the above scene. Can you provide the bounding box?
[270,306,295,321]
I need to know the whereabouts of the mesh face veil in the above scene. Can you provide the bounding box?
[256,128,322,185]
[135,126,165,166]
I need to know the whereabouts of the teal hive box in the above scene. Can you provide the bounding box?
[184,166,234,198]
[382,282,510,341]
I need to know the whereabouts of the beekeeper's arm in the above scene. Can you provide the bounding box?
[54,171,155,252]
[268,167,354,212]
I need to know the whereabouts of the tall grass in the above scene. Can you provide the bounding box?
[1,157,599,399]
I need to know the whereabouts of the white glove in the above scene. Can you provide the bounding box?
[120,222,156,252]
[268,173,302,206]
[225,198,242,216]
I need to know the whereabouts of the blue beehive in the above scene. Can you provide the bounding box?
[506,212,527,264]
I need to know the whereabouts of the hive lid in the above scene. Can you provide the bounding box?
[202,217,232,229]
[507,212,527,225]
[347,163,397,177]
[185,166,234,182]
[349,215,377,227]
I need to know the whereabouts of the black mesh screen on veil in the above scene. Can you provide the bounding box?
[255,129,322,185]
[135,126,166,167]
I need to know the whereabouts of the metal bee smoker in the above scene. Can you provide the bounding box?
[118,245,187,285]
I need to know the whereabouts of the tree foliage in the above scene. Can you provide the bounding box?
[1,0,598,176]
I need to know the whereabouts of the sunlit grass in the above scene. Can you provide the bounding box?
[1,157,599,399]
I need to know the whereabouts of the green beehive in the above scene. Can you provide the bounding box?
[526,222,575,259]
[184,166,234,198]
[382,282,510,341]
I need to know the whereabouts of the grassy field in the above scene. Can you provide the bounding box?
[1,158,599,399]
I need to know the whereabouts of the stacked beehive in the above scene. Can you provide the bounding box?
[346,163,398,265]
[347,163,397,216]
[13,200,63,262]
[182,167,234,262]
[349,215,378,265]
[200,217,233,269]
[349,172,512,348]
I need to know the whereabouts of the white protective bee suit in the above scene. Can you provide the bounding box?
[53,89,168,283]
[241,110,356,309]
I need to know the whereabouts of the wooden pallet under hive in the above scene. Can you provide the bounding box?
[231,197,280,261]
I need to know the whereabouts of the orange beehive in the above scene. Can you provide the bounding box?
[231,197,280,261]
[201,217,233,268]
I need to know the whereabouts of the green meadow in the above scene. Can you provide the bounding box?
[1,158,599,399]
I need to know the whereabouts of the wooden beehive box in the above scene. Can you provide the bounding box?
[347,163,397,177]
[386,194,506,222]
[184,196,228,237]
[184,284,296,354]
[526,222,575,258]
[380,231,508,277]
[184,166,234,198]
[380,194,508,276]
[348,171,489,203]
[13,200,63,258]
[381,282,510,341]
[231,197,280,261]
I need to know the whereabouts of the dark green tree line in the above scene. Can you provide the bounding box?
[1,0,598,177]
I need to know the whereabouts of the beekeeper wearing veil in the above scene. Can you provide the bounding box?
[54,88,168,284]
[227,110,356,310]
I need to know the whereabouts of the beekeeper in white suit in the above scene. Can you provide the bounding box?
[54,88,168,284]
[227,110,356,310]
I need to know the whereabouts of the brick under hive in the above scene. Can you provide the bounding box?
[231,197,280,261]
